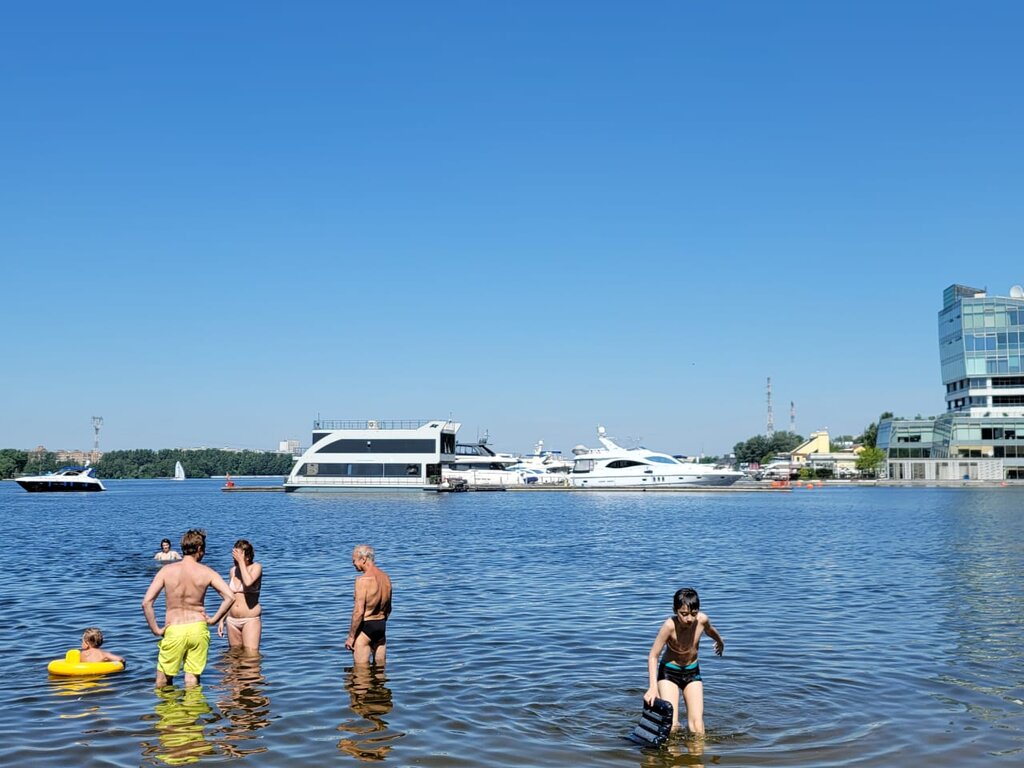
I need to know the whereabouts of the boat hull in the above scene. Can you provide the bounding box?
[16,480,105,492]
[572,473,742,489]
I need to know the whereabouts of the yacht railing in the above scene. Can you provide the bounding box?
[313,419,446,431]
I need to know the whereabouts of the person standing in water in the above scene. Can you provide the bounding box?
[154,539,181,561]
[217,539,263,651]
[345,544,392,666]
[644,587,725,735]
[142,529,235,687]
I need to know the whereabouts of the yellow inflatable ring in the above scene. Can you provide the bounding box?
[48,649,125,676]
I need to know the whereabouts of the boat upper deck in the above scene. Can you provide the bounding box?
[313,419,451,431]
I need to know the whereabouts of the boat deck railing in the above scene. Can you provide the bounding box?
[313,419,446,431]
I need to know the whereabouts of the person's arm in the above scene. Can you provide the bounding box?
[217,567,233,638]
[702,614,725,656]
[171,551,181,561]
[345,576,368,650]
[101,649,125,664]
[383,591,392,620]
[142,571,166,636]
[644,620,672,705]
[205,571,236,626]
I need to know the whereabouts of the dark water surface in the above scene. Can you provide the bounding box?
[1,481,1022,766]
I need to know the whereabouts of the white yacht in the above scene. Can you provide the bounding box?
[442,433,525,488]
[16,466,106,492]
[285,419,460,492]
[505,440,573,485]
[570,427,744,488]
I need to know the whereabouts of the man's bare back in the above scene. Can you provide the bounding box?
[357,568,392,620]
[141,530,234,687]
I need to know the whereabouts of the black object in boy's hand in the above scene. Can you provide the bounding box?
[627,697,673,747]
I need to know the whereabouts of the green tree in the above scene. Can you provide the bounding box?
[733,431,803,465]
[855,446,886,476]
[0,449,28,479]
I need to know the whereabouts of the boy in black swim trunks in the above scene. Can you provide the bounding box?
[644,587,724,734]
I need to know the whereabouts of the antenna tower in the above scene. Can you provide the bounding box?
[766,377,774,438]
[92,416,104,453]
[790,401,796,433]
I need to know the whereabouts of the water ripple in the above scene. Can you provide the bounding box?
[0,481,1022,765]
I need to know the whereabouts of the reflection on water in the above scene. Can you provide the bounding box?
[141,686,217,766]
[337,665,402,761]
[49,674,118,699]
[636,733,711,768]
[211,649,271,758]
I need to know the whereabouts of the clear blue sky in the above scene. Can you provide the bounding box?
[2,1,1022,456]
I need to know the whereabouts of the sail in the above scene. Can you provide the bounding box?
[173,461,186,481]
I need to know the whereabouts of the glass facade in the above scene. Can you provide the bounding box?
[878,284,1024,480]
[939,284,1024,415]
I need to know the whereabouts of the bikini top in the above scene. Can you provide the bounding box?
[230,567,260,596]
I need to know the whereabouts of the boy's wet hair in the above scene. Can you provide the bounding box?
[161,538,172,547]
[180,529,206,556]
[234,539,255,564]
[673,587,700,612]
[83,627,104,647]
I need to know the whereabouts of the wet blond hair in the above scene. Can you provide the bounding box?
[83,627,104,648]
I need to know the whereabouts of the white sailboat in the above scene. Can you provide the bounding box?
[173,461,186,481]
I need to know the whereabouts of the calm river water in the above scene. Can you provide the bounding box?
[0,480,1022,766]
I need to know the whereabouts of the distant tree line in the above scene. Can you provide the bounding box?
[0,448,293,480]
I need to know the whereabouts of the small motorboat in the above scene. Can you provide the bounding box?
[16,466,106,492]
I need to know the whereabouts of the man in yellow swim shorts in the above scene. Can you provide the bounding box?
[142,529,235,687]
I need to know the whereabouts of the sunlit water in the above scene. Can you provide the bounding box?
[1,480,1022,766]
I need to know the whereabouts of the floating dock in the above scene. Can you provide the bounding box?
[221,483,791,493]
[221,485,286,492]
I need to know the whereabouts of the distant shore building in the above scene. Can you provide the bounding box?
[29,445,103,464]
[278,439,301,455]
[878,283,1024,480]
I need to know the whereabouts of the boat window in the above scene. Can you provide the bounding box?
[647,456,679,464]
[607,460,647,469]
[573,459,594,473]
[302,463,428,477]
[320,439,437,454]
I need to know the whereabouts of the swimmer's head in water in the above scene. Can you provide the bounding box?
[160,539,172,550]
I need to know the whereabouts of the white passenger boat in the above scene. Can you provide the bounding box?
[569,427,744,488]
[285,419,460,492]
[16,466,106,492]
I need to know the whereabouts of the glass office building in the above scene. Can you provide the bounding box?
[879,283,1024,480]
